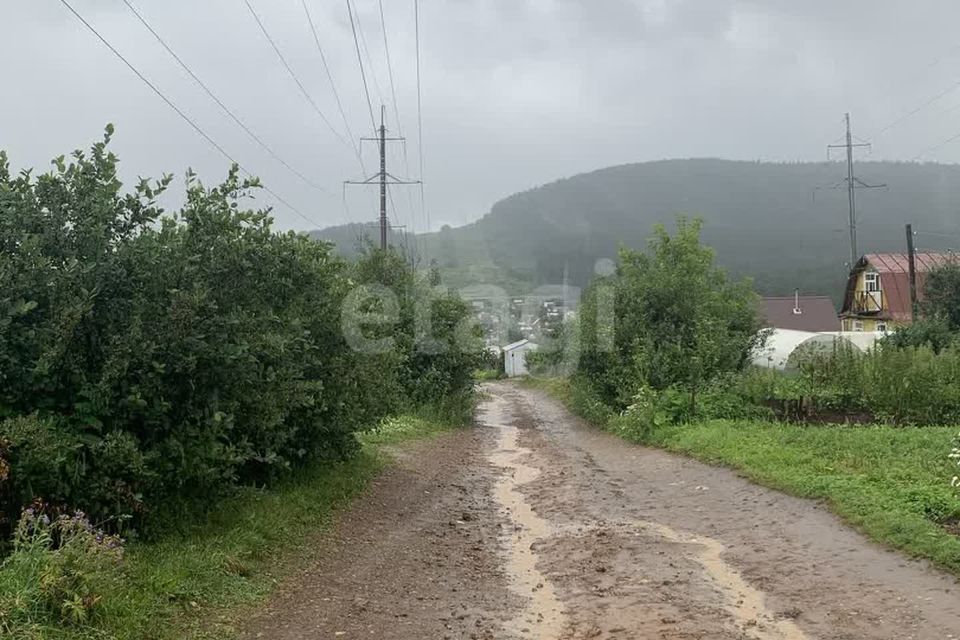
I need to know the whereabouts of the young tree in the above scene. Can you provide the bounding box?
[579,217,763,410]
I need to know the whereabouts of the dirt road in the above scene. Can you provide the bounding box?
[242,381,960,639]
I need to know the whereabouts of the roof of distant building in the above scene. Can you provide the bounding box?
[502,339,532,352]
[760,295,838,332]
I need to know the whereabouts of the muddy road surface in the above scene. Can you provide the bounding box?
[242,381,960,639]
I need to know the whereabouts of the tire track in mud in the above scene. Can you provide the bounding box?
[491,381,960,640]
[489,423,567,638]
[639,521,807,640]
[482,389,805,639]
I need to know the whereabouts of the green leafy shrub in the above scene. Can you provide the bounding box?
[568,376,616,426]
[0,131,479,538]
[883,317,956,353]
[576,217,763,410]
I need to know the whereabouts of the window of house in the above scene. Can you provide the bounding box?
[853,320,864,332]
[877,322,887,333]
[864,272,880,292]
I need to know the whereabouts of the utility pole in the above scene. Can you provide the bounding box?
[379,105,387,250]
[843,113,858,269]
[826,113,887,269]
[906,223,918,322]
[345,105,420,251]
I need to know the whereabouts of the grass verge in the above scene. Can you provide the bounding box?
[1,414,456,640]
[525,376,960,575]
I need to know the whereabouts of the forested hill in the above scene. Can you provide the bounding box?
[315,159,960,297]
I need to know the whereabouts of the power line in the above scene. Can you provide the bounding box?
[120,0,333,197]
[346,0,377,135]
[350,0,385,111]
[377,0,418,244]
[378,0,403,140]
[300,0,357,156]
[58,0,321,228]
[870,77,960,139]
[243,0,351,149]
[414,0,429,241]
[910,127,960,161]
[915,229,960,240]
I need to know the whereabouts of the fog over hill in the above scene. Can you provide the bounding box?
[314,159,960,299]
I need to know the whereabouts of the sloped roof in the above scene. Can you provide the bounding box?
[863,252,954,275]
[502,339,531,352]
[842,252,957,322]
[760,296,838,332]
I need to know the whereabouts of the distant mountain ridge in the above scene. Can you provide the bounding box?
[313,159,960,298]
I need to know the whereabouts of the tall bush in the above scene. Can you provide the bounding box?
[0,130,473,536]
[350,248,482,421]
[578,217,763,409]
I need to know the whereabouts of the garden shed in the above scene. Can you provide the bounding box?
[502,339,538,377]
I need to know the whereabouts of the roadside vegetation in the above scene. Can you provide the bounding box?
[528,218,960,574]
[0,131,481,638]
[1,413,450,640]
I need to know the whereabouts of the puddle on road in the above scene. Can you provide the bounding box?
[488,423,566,639]
[642,521,808,640]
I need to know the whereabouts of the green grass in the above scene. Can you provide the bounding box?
[528,376,960,575]
[473,369,504,382]
[0,414,456,640]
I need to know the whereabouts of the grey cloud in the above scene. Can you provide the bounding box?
[4,0,960,231]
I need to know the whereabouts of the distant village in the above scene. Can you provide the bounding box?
[472,250,958,377]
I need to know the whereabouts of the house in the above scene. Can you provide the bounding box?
[502,339,538,377]
[839,252,956,332]
[760,292,838,332]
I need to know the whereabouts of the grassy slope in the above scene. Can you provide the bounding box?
[6,415,454,640]
[526,377,960,574]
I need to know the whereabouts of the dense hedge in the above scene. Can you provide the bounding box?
[0,130,480,536]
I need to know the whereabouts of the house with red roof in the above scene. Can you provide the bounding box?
[839,252,957,332]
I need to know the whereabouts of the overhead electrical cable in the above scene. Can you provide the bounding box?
[350,0,385,110]
[58,0,321,228]
[910,128,960,161]
[300,0,358,155]
[120,0,333,197]
[377,0,418,242]
[243,0,352,149]
[346,0,377,135]
[378,0,403,140]
[870,77,960,139]
[414,0,429,239]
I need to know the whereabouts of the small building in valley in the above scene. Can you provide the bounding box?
[502,339,537,377]
[760,292,839,332]
[839,252,955,332]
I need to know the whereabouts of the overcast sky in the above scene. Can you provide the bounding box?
[5,0,960,232]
